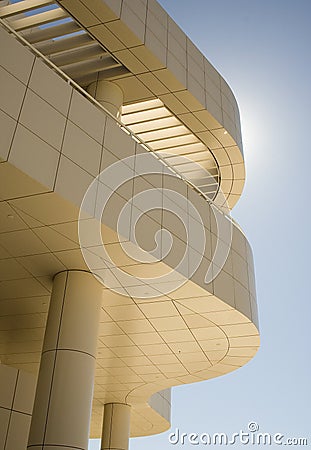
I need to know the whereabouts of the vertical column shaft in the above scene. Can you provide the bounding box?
[87,80,124,119]
[101,403,131,450]
[27,270,103,450]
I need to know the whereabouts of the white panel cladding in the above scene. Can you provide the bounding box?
[0,23,258,439]
[0,29,256,325]
[0,25,35,84]
[148,388,171,422]
[0,364,36,450]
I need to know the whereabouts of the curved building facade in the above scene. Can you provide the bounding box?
[0,1,259,449]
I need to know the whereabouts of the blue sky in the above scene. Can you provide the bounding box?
[90,1,311,448]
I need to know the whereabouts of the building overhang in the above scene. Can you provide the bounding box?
[1,0,245,209]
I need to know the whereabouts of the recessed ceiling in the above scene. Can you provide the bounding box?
[122,99,220,200]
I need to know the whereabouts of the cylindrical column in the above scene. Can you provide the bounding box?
[101,403,131,450]
[87,80,124,118]
[27,270,103,450]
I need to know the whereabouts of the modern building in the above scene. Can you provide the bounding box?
[0,0,259,449]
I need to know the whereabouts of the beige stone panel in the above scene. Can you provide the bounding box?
[0,258,29,281]
[0,26,35,84]
[230,335,260,348]
[188,74,205,106]
[60,0,101,27]
[204,58,221,90]
[232,250,249,289]
[221,322,257,338]
[19,89,66,151]
[211,128,236,148]
[234,280,252,321]
[9,192,80,226]
[232,162,246,179]
[58,272,102,353]
[250,294,259,328]
[55,155,94,209]
[175,90,204,112]
[168,33,186,66]
[0,408,10,449]
[153,68,185,90]
[5,411,32,450]
[69,90,106,144]
[0,364,18,409]
[41,274,66,352]
[228,347,258,357]
[0,109,16,162]
[137,72,169,95]
[33,226,78,252]
[0,228,49,257]
[44,351,96,448]
[205,93,223,125]
[104,116,136,156]
[213,270,235,308]
[107,19,143,48]
[0,66,27,120]
[146,9,167,46]
[62,121,102,177]
[0,203,26,233]
[114,76,154,103]
[27,351,55,444]
[123,0,147,22]
[205,76,222,107]
[232,225,247,259]
[9,124,59,189]
[18,253,65,279]
[204,309,251,326]
[114,49,148,74]
[102,403,131,450]
[88,24,125,52]
[29,59,72,116]
[121,4,146,44]
[81,0,121,21]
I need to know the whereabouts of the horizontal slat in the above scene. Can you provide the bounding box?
[35,32,91,55]
[0,0,53,18]
[122,99,163,114]
[23,21,80,43]
[156,142,207,155]
[198,186,218,194]
[75,66,130,86]
[50,44,106,66]
[9,8,67,31]
[148,134,197,150]
[164,150,218,165]
[186,175,218,186]
[127,117,180,134]
[200,180,219,189]
[61,56,120,78]
[122,107,171,125]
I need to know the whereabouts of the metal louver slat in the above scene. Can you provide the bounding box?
[24,21,81,43]
[0,0,53,18]
[50,44,106,66]
[61,56,120,79]
[0,0,130,94]
[9,8,67,31]
[74,66,130,86]
[35,33,91,55]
